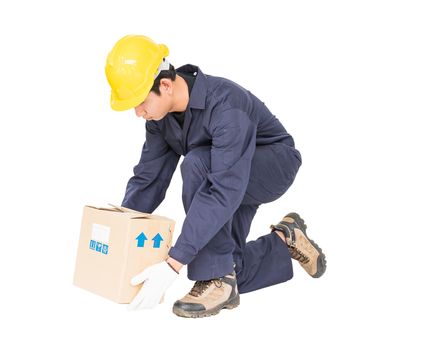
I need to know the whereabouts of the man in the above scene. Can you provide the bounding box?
[105,35,326,318]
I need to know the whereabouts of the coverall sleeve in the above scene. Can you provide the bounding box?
[168,108,257,264]
[121,121,180,213]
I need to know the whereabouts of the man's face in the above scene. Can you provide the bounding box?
[134,79,173,121]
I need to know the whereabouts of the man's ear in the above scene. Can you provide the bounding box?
[160,78,173,94]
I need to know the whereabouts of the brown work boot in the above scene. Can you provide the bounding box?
[172,271,240,318]
[270,212,327,278]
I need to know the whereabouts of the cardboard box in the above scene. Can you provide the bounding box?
[73,204,175,303]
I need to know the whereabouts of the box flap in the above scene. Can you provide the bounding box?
[85,204,151,218]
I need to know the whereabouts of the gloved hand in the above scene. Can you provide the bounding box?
[127,260,179,311]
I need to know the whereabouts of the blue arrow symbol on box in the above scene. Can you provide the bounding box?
[135,232,147,248]
[152,233,163,248]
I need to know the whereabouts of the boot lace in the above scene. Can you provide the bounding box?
[271,223,310,264]
[189,279,223,297]
[288,244,310,264]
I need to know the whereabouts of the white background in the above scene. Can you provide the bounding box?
[1,0,422,348]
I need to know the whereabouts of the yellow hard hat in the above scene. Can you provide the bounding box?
[105,35,169,111]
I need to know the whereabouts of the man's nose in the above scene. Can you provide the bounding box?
[134,104,146,118]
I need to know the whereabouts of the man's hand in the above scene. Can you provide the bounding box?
[127,260,179,310]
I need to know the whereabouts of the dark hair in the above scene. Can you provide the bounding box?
[150,62,176,95]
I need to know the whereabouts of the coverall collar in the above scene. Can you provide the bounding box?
[175,64,207,110]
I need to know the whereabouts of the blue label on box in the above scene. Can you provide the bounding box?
[95,241,102,252]
[89,240,109,255]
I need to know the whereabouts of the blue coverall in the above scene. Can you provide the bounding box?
[122,65,302,293]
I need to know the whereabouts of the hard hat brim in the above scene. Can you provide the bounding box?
[110,88,150,111]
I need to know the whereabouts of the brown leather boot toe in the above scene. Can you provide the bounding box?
[172,271,240,318]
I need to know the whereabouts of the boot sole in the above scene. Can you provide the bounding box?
[286,212,327,278]
[172,294,240,318]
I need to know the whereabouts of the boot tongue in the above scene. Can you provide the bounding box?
[189,280,213,297]
[189,278,223,297]
[271,223,294,245]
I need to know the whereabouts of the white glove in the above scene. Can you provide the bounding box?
[127,261,178,311]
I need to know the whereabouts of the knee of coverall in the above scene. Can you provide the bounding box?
[180,146,211,181]
[180,146,211,211]
[244,144,302,205]
[269,143,302,198]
